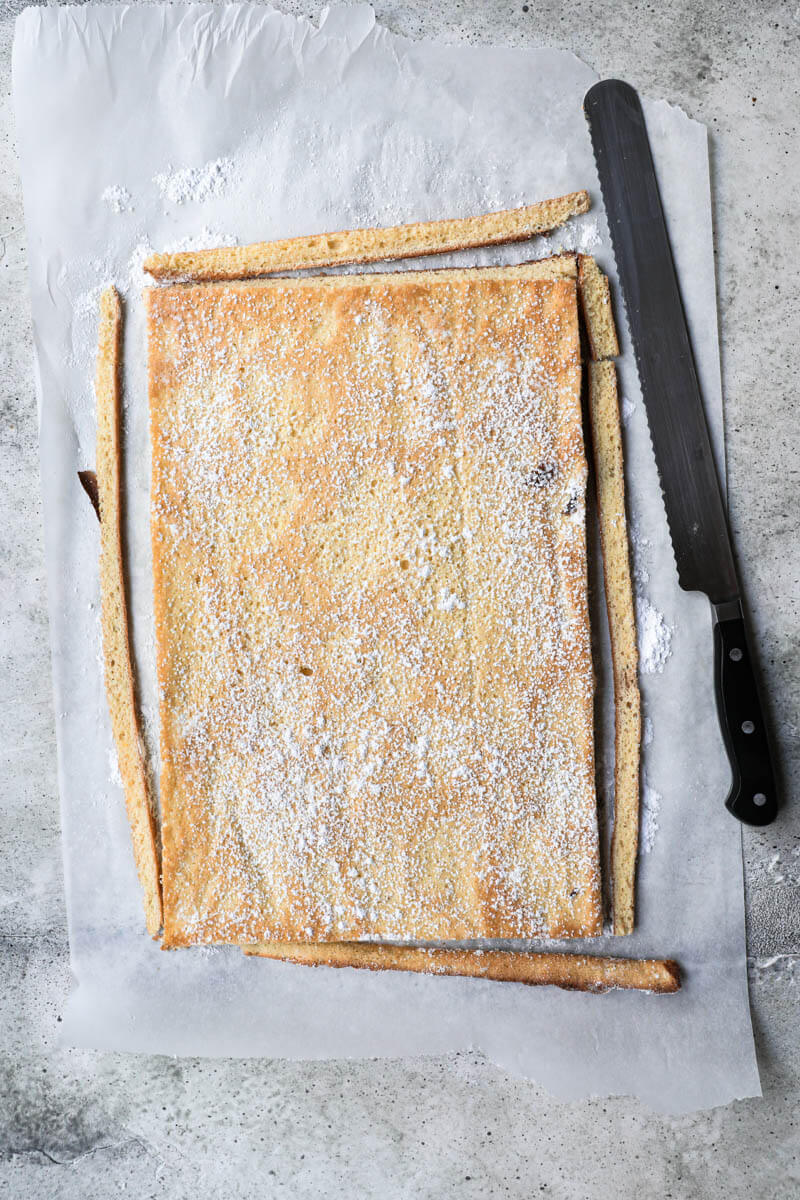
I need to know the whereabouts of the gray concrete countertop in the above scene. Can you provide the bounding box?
[1,1,798,1195]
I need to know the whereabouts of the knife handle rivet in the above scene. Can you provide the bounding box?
[753,793,768,807]
[742,720,755,735]
[729,647,743,662]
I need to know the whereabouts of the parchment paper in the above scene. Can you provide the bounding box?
[12,3,760,1112]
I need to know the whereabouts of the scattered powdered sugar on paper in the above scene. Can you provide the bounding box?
[575,217,602,251]
[636,596,673,674]
[629,522,675,677]
[63,226,238,324]
[154,157,236,205]
[127,229,237,294]
[101,184,133,213]
[548,214,601,255]
[621,396,636,424]
[298,125,533,227]
[629,520,651,589]
[125,239,154,296]
[108,746,123,789]
[164,228,238,253]
[66,283,104,375]
[641,781,662,853]
[643,715,654,746]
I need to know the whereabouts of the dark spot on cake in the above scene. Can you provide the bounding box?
[525,461,558,489]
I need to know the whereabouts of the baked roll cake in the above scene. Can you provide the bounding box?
[147,258,602,948]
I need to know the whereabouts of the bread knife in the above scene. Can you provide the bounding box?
[584,78,778,826]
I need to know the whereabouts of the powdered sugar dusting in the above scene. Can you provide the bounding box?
[65,283,105,377]
[637,596,673,675]
[641,782,661,853]
[621,396,636,424]
[154,158,236,206]
[549,215,601,255]
[437,586,465,613]
[629,520,651,589]
[108,746,123,789]
[101,184,133,213]
[128,230,237,296]
[148,264,602,945]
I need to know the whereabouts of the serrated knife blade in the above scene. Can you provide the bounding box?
[584,78,778,826]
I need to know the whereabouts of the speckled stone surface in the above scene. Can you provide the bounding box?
[1,1,798,1194]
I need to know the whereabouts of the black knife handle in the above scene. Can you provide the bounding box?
[712,599,778,825]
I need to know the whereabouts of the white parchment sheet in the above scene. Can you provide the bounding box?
[13,3,759,1111]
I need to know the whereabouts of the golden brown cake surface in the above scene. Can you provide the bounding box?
[148,262,601,947]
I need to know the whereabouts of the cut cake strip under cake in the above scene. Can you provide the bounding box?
[243,941,680,994]
[587,359,641,936]
[95,287,163,938]
[148,258,602,948]
[576,255,641,935]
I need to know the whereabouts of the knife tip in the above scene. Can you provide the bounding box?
[584,78,641,113]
